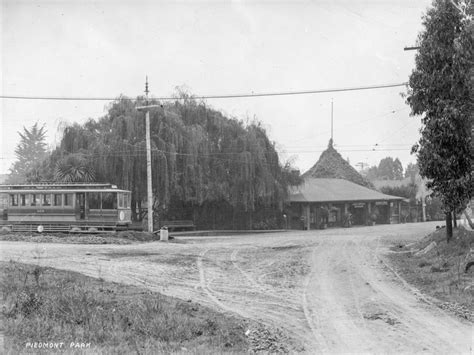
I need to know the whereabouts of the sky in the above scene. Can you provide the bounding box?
[1,0,433,176]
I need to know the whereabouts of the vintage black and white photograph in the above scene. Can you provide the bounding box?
[0,0,472,353]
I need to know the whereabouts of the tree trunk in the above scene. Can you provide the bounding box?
[193,207,198,229]
[463,211,474,229]
[232,208,236,230]
[446,212,453,243]
[453,212,457,228]
[212,205,216,230]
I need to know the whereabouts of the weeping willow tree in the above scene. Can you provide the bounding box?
[46,94,301,229]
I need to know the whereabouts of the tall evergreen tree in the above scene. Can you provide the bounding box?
[404,162,420,180]
[8,123,48,183]
[406,0,473,241]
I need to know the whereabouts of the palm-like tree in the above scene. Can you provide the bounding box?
[54,154,95,183]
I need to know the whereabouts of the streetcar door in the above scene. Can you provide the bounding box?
[76,193,86,220]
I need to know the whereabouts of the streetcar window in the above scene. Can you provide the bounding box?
[31,194,37,206]
[89,192,100,209]
[20,194,28,206]
[0,194,8,209]
[118,193,124,208]
[124,193,130,208]
[42,194,51,206]
[102,192,117,210]
[64,194,73,207]
[53,194,62,206]
[10,194,18,207]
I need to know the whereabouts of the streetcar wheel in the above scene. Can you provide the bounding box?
[0,226,12,233]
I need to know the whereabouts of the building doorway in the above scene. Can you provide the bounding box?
[350,203,366,225]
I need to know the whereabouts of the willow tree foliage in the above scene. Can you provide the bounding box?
[48,94,300,228]
[406,0,473,241]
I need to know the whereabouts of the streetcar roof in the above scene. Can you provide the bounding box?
[0,183,130,194]
[0,189,130,194]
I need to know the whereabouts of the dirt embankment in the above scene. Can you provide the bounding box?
[386,226,474,322]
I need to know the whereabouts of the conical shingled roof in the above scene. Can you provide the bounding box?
[303,139,374,189]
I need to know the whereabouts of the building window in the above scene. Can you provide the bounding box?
[31,194,37,206]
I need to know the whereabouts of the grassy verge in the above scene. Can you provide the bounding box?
[0,261,250,354]
[387,227,474,321]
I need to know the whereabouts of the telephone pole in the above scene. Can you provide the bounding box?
[136,77,155,233]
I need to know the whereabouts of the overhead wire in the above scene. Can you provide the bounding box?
[0,82,408,101]
[278,106,410,147]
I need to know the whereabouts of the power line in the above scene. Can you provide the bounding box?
[0,147,415,162]
[0,82,408,101]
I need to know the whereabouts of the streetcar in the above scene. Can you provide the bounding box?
[0,183,132,233]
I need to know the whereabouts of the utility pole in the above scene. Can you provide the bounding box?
[136,77,155,233]
[404,45,426,222]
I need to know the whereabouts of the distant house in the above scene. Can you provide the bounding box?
[372,175,430,222]
[288,140,403,230]
[372,175,429,201]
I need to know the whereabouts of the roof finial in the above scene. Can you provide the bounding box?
[331,98,334,142]
[145,76,149,104]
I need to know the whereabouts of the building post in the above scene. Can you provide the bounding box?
[306,204,311,230]
[388,202,392,224]
[398,201,402,223]
[367,202,371,225]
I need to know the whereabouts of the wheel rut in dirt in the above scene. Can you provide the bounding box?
[1,223,471,353]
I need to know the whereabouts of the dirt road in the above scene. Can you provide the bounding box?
[1,222,472,353]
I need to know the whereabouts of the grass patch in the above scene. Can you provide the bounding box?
[0,261,250,354]
[387,227,474,320]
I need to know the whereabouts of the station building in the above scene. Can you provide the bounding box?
[288,139,403,230]
[289,177,403,230]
